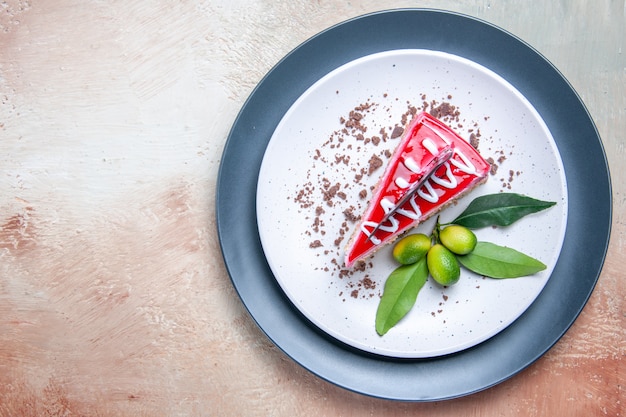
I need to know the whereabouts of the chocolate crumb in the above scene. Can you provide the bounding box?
[310,240,323,248]
[469,133,480,149]
[368,154,383,174]
[350,111,363,121]
[390,125,404,138]
[343,208,360,222]
[486,157,498,175]
[353,261,367,272]
[361,277,376,290]
[322,181,341,203]
[429,102,459,120]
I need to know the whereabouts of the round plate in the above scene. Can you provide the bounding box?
[256,49,568,358]
[216,9,611,401]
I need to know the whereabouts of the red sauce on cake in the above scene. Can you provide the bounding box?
[344,112,490,267]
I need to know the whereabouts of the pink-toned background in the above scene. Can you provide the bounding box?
[1,1,623,416]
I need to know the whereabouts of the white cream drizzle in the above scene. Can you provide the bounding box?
[429,162,457,188]
[450,151,477,175]
[369,198,401,234]
[395,177,410,189]
[422,138,438,155]
[380,197,396,213]
[417,181,440,203]
[395,194,423,220]
[403,156,420,174]
[360,206,400,243]
[360,221,382,245]
[431,128,477,175]
[359,129,482,246]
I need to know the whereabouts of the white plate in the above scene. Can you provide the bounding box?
[256,49,567,358]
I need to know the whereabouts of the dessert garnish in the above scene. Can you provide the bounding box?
[375,192,556,336]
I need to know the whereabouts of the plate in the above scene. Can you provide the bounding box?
[256,49,568,358]
[217,9,611,401]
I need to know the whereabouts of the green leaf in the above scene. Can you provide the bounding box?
[375,257,428,336]
[457,241,547,278]
[451,193,556,229]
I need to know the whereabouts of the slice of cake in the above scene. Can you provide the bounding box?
[344,112,491,268]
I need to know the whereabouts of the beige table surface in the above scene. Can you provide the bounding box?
[1,1,624,416]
